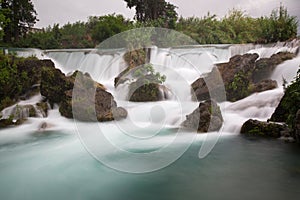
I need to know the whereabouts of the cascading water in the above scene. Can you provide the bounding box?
[4,41,299,134]
[1,41,300,199]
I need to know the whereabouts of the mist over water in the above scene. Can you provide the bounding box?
[1,42,300,199]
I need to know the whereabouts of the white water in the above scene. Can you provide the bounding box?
[1,41,299,155]
[1,43,300,199]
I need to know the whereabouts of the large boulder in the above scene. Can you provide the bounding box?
[58,71,127,121]
[40,67,74,106]
[16,58,55,87]
[0,54,55,111]
[270,73,300,124]
[192,52,295,102]
[182,100,223,132]
[114,49,170,102]
[193,54,259,102]
[128,74,170,102]
[241,119,289,138]
[191,67,225,102]
[252,52,295,83]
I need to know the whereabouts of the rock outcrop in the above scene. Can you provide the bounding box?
[40,67,127,122]
[0,104,38,129]
[182,100,223,132]
[0,54,55,111]
[40,67,75,107]
[114,49,170,102]
[241,119,289,138]
[251,65,300,143]
[128,74,170,102]
[192,52,295,102]
[252,52,295,83]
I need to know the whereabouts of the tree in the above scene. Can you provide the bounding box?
[0,3,10,41]
[124,0,178,28]
[268,4,298,42]
[1,0,38,43]
[88,14,132,44]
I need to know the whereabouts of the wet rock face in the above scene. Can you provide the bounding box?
[0,104,37,129]
[294,110,300,143]
[240,119,289,138]
[251,79,278,93]
[128,74,171,102]
[192,52,295,102]
[252,52,295,83]
[56,71,127,122]
[182,100,223,133]
[40,67,74,106]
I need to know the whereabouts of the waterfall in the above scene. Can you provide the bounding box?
[45,49,127,82]
[4,40,299,134]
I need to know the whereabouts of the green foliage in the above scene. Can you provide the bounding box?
[0,4,10,41]
[268,4,298,42]
[124,0,178,28]
[3,3,298,48]
[281,67,300,127]
[227,72,250,101]
[88,14,132,45]
[0,53,22,110]
[1,0,38,43]
[175,5,297,44]
[133,63,166,85]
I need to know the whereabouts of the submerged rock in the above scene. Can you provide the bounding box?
[240,119,289,138]
[182,100,223,132]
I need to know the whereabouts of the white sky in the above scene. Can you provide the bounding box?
[32,0,300,32]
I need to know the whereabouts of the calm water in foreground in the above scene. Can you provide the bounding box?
[0,129,299,200]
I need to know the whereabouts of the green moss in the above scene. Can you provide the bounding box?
[227,72,250,101]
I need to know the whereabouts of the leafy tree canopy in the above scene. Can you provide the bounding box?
[0,0,38,43]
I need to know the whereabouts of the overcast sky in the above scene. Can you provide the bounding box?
[32,0,300,32]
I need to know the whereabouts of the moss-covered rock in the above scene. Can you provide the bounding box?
[128,74,170,102]
[115,48,148,88]
[192,52,295,102]
[0,104,37,129]
[0,53,55,111]
[241,119,289,138]
[270,68,300,126]
[0,118,24,129]
[36,102,49,117]
[59,71,127,121]
[182,100,223,132]
[40,67,74,106]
